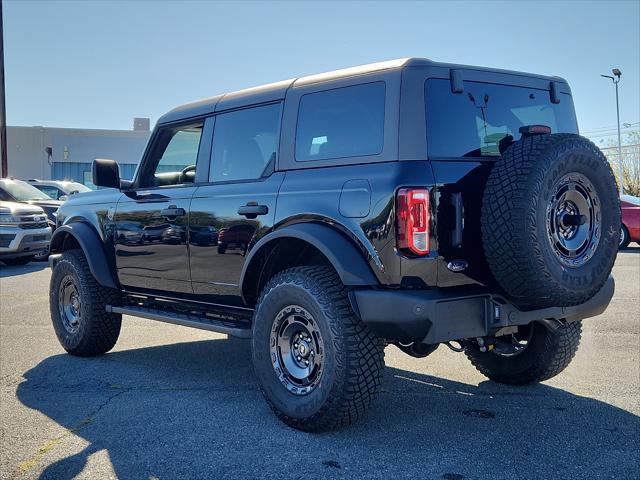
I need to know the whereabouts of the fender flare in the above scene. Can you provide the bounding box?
[50,223,119,289]
[240,222,378,301]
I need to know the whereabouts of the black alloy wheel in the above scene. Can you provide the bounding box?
[546,173,601,268]
[270,305,325,395]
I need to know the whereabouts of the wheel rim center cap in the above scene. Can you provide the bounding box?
[71,294,80,314]
[297,340,310,358]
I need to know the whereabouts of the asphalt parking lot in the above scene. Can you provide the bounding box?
[1,250,639,480]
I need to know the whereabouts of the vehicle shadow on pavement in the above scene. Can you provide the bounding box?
[16,338,640,479]
[0,262,48,278]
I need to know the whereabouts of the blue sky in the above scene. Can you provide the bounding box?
[4,0,639,143]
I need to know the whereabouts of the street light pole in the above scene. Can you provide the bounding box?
[614,80,623,196]
[601,69,624,196]
[0,0,8,179]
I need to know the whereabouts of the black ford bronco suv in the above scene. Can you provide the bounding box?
[48,58,620,431]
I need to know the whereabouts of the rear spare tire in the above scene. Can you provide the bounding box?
[482,133,620,308]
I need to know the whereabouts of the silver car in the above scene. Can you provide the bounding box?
[27,179,92,200]
[0,201,52,265]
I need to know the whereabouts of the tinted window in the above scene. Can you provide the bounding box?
[141,123,203,187]
[295,82,385,161]
[156,127,202,172]
[210,103,281,182]
[425,79,578,158]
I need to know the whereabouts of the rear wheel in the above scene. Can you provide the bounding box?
[464,321,582,385]
[251,266,385,431]
[49,249,122,356]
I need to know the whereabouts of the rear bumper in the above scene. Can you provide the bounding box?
[351,276,615,344]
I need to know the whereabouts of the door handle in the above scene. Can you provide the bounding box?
[238,202,268,219]
[161,206,186,218]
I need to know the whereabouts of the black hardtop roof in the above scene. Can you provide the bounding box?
[158,57,568,125]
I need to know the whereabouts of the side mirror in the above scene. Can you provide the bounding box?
[93,159,121,189]
[59,195,69,202]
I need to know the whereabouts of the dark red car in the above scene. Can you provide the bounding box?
[217,224,255,255]
[620,195,640,249]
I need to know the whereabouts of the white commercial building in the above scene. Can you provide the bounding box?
[5,119,151,186]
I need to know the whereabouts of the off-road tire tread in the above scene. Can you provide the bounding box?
[482,134,619,307]
[464,321,582,385]
[253,265,385,431]
[50,249,121,356]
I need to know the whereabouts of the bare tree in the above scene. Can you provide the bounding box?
[600,131,640,197]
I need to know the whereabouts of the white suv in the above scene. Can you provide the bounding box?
[0,201,52,266]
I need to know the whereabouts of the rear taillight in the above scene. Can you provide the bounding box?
[397,188,430,255]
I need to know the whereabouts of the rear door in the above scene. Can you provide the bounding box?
[189,103,284,307]
[114,120,211,293]
[423,73,578,286]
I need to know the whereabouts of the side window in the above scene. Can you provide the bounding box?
[140,122,203,187]
[295,82,386,162]
[209,103,281,182]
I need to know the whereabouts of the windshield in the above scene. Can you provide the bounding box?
[0,179,53,201]
[425,79,578,158]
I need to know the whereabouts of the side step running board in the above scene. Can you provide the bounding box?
[106,305,252,338]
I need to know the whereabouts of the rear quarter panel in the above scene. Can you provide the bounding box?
[275,161,437,286]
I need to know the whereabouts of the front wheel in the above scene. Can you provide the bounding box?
[251,266,385,431]
[49,249,122,356]
[464,321,582,385]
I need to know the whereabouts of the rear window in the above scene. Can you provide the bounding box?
[425,79,578,158]
[295,82,385,162]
